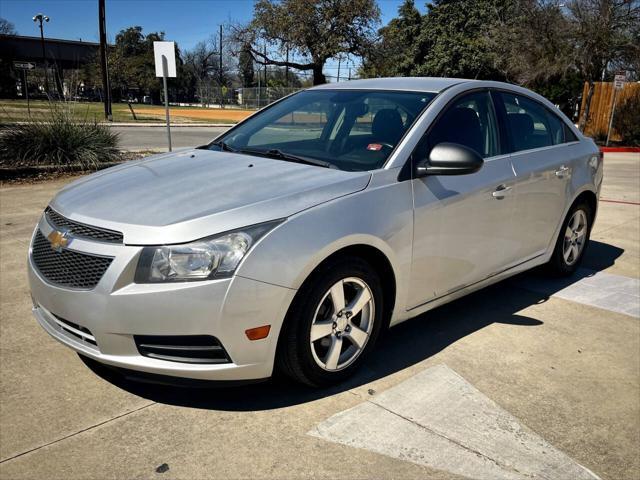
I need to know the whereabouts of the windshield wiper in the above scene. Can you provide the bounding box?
[208,140,237,152]
[238,148,335,169]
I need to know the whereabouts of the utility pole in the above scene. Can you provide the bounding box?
[219,24,224,108]
[263,44,267,87]
[32,13,50,96]
[98,0,112,120]
[256,56,261,109]
[285,45,289,88]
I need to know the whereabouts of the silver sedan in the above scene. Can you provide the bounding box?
[28,78,602,386]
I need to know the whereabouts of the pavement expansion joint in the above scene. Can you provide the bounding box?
[309,364,601,480]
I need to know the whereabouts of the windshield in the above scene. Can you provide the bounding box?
[207,90,437,171]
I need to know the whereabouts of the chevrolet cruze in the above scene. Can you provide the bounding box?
[28,78,602,386]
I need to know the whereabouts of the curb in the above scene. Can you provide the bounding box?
[107,123,237,128]
[0,162,122,180]
[600,147,640,153]
[0,122,237,128]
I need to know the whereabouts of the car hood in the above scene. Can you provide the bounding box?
[50,149,371,245]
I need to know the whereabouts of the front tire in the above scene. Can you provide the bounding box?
[276,257,384,387]
[547,201,592,276]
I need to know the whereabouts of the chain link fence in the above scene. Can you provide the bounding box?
[236,87,303,109]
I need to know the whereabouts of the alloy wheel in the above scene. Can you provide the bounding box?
[563,209,588,266]
[309,277,375,371]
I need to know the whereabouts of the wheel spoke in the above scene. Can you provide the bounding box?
[345,323,368,349]
[310,320,334,342]
[572,244,580,260]
[347,287,371,317]
[329,281,345,314]
[563,245,572,262]
[324,336,342,370]
[565,226,573,240]
[570,213,580,230]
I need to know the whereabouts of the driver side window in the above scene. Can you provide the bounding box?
[426,91,500,159]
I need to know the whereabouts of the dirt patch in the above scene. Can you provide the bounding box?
[133,107,254,122]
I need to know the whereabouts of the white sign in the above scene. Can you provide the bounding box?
[153,41,176,78]
[614,72,626,90]
[13,61,35,70]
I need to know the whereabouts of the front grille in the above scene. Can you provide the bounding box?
[134,335,231,364]
[31,230,113,289]
[45,207,123,244]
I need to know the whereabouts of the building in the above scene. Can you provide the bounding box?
[0,34,100,98]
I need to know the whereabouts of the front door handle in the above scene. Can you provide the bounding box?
[555,165,570,178]
[492,185,512,199]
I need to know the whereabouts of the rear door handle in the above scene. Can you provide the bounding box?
[492,185,512,199]
[555,165,570,178]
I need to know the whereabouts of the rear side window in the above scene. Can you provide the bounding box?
[499,92,556,151]
[545,109,565,145]
[564,123,578,142]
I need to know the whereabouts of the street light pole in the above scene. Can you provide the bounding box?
[32,13,50,96]
[98,0,112,120]
[219,24,224,108]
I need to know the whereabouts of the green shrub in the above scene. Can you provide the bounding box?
[0,107,121,168]
[613,91,640,146]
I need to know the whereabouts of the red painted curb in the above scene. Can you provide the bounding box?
[600,147,640,153]
[600,198,640,206]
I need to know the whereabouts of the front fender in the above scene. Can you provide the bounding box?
[235,175,414,322]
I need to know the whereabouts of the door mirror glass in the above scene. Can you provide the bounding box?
[415,142,484,176]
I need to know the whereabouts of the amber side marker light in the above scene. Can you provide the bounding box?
[245,325,271,340]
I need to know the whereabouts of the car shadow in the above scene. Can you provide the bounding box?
[83,240,624,411]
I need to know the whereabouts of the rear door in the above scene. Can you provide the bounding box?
[494,91,578,260]
[408,90,519,309]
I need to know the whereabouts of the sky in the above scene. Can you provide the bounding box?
[0,0,426,50]
[1,0,425,79]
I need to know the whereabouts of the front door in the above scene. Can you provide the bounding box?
[408,91,518,309]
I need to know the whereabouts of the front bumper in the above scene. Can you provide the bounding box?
[28,217,296,381]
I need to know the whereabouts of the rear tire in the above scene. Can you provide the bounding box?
[546,201,592,276]
[276,256,384,387]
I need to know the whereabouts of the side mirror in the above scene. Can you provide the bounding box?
[415,142,484,176]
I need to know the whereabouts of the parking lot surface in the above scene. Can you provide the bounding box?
[0,153,638,479]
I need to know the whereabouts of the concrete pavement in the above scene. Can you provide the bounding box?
[0,153,638,479]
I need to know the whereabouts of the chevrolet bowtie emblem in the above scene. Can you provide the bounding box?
[48,229,70,252]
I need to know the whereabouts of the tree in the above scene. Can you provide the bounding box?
[361,0,519,80]
[183,40,219,105]
[360,0,638,121]
[496,1,582,115]
[413,0,518,80]
[569,0,640,131]
[236,0,381,85]
[613,90,640,145]
[0,17,16,35]
[360,0,422,77]
[267,66,303,87]
[183,33,235,105]
[107,26,184,104]
[238,44,256,87]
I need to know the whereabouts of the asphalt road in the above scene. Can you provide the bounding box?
[0,153,638,479]
[111,126,231,151]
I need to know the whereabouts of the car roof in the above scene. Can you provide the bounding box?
[308,77,474,93]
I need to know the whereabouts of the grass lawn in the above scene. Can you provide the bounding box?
[0,99,253,124]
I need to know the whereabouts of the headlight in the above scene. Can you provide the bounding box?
[134,220,282,283]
